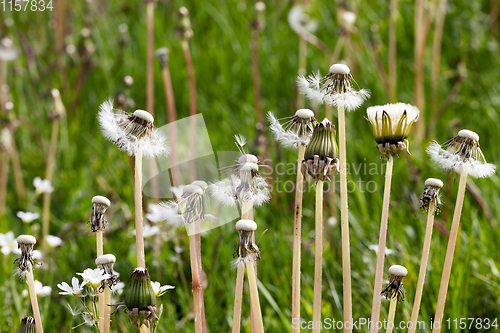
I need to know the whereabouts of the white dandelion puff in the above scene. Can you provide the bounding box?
[267,109,316,149]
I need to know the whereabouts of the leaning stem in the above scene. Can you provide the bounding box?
[232,261,245,333]
[27,263,44,333]
[386,297,398,333]
[42,118,60,253]
[370,155,394,333]
[297,36,307,109]
[189,223,206,333]
[312,180,324,333]
[432,169,468,333]
[338,105,353,332]
[291,145,305,332]
[246,260,264,333]
[181,39,197,181]
[408,201,436,333]
[388,0,398,103]
[134,146,146,268]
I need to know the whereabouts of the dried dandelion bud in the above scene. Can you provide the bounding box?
[366,103,420,159]
[177,7,193,39]
[95,254,118,291]
[155,47,169,68]
[427,129,496,178]
[123,268,159,328]
[89,195,111,232]
[381,265,408,303]
[420,178,443,214]
[50,88,66,120]
[234,220,260,262]
[19,317,36,333]
[302,118,339,182]
[14,235,36,272]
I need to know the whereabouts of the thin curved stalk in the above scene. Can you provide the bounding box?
[134,147,146,268]
[97,231,104,333]
[27,263,44,333]
[432,169,468,333]
[408,201,436,333]
[370,155,394,333]
[246,260,264,333]
[291,145,305,332]
[232,261,245,333]
[312,180,324,333]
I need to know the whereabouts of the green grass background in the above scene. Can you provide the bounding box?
[1,0,500,331]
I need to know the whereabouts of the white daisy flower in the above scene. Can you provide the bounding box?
[427,129,496,178]
[77,268,110,290]
[368,244,394,256]
[97,99,169,158]
[23,280,52,298]
[267,109,316,149]
[297,64,370,111]
[0,37,19,61]
[151,281,175,297]
[32,250,43,260]
[0,231,21,255]
[33,177,54,194]
[57,277,85,296]
[45,235,63,247]
[16,211,40,223]
[133,224,160,238]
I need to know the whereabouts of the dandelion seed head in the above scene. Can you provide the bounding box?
[268,110,316,148]
[295,108,315,119]
[329,63,350,75]
[381,265,407,303]
[234,219,260,261]
[235,219,257,231]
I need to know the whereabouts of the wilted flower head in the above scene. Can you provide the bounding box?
[233,219,260,264]
[297,64,369,111]
[89,195,111,232]
[420,178,443,214]
[14,235,36,273]
[33,177,54,194]
[366,103,420,158]
[95,254,118,291]
[302,118,339,182]
[112,268,159,328]
[151,281,175,297]
[427,129,496,178]
[98,100,169,158]
[381,265,408,303]
[19,317,36,333]
[16,212,40,223]
[57,277,85,297]
[267,109,316,148]
[210,135,270,207]
[77,268,110,291]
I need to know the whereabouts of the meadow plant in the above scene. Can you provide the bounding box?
[365,102,419,333]
[302,118,338,333]
[95,254,118,333]
[427,129,495,332]
[381,265,408,333]
[268,108,316,330]
[19,317,36,333]
[408,178,443,333]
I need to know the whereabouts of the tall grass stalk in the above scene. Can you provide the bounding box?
[134,146,146,268]
[0,56,8,217]
[388,0,398,102]
[369,155,394,333]
[408,199,437,332]
[26,263,44,333]
[337,104,353,331]
[291,144,305,332]
[312,180,324,333]
[430,0,448,114]
[386,297,398,333]
[232,261,245,333]
[432,169,467,333]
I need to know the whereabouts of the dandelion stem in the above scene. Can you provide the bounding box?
[103,286,111,333]
[189,222,206,333]
[241,199,253,220]
[388,0,398,103]
[370,154,394,333]
[386,297,398,333]
[42,117,60,254]
[232,261,245,333]
[246,260,264,333]
[134,146,146,268]
[432,169,468,333]
[338,105,353,332]
[97,233,104,333]
[297,36,307,109]
[408,201,436,333]
[291,144,305,332]
[26,263,44,333]
[140,325,148,333]
[312,180,324,333]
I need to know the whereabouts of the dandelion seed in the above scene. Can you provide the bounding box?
[427,129,496,178]
[97,100,169,158]
[267,109,316,148]
[297,64,369,111]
